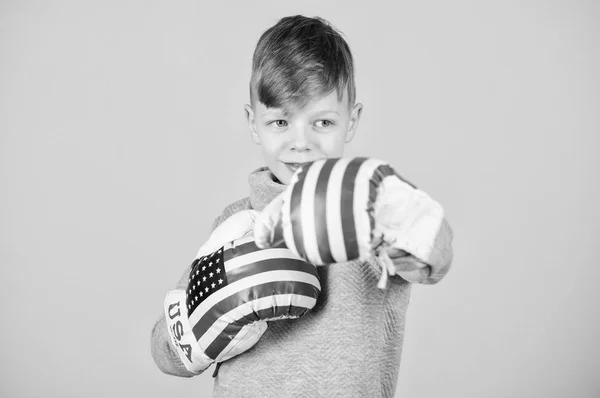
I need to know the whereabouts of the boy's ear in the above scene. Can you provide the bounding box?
[345,103,363,143]
[245,104,261,145]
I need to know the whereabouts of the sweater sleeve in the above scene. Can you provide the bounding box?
[150,197,252,377]
[211,197,253,230]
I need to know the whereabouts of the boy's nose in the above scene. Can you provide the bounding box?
[290,126,310,151]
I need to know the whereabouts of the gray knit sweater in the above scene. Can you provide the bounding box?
[151,167,449,397]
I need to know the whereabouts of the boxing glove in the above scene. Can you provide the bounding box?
[254,157,453,287]
[164,210,321,374]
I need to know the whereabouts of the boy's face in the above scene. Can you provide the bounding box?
[245,90,363,185]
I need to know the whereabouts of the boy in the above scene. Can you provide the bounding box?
[151,15,452,397]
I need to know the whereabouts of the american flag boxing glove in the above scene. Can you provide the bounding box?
[164,210,321,374]
[254,157,452,287]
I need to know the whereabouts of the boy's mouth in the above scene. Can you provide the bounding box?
[283,162,310,173]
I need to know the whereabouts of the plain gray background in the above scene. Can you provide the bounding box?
[2,1,599,397]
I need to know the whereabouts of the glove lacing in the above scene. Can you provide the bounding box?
[376,249,396,290]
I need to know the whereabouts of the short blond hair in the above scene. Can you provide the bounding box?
[250,15,356,110]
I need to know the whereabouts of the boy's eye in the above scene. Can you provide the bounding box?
[315,120,334,128]
[271,120,288,128]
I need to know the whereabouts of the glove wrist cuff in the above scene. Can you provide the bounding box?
[375,178,445,262]
[163,290,212,374]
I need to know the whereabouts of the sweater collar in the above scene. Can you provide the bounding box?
[248,167,287,211]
